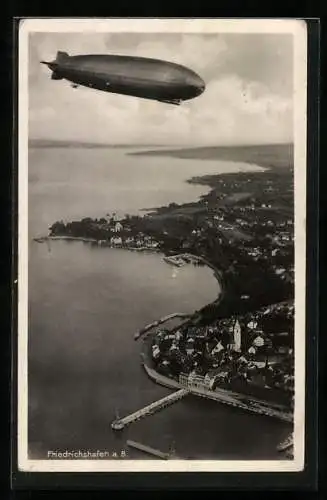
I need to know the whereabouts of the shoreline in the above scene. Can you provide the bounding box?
[35,231,292,423]
[127,143,293,171]
[35,235,225,336]
[34,236,225,345]
[33,239,224,302]
[33,236,161,253]
[36,151,293,420]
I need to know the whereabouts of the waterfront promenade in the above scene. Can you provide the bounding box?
[140,336,293,424]
[186,383,292,422]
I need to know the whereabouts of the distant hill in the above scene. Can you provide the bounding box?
[28,139,165,149]
[129,143,294,170]
[28,140,293,170]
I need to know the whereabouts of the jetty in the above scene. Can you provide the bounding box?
[126,440,171,460]
[111,389,188,430]
[163,255,185,267]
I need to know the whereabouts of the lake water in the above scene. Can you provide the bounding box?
[28,146,290,461]
[28,146,265,236]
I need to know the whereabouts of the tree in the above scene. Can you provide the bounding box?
[49,221,66,235]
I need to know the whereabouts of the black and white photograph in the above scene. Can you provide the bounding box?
[17,18,307,473]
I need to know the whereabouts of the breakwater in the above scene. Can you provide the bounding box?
[126,440,171,460]
[111,389,188,430]
[134,313,192,341]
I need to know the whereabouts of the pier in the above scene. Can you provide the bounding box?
[126,440,171,460]
[111,389,188,430]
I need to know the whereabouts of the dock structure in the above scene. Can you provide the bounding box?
[111,389,188,430]
[126,440,171,460]
[187,385,293,423]
[142,362,293,423]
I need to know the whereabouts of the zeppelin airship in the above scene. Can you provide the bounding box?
[41,51,206,105]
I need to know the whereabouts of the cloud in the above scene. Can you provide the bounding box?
[28,32,293,145]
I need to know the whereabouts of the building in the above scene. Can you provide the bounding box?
[232,320,242,352]
[179,372,211,391]
[204,372,217,390]
[152,345,160,359]
[125,236,134,244]
[114,222,123,233]
[211,340,224,356]
[253,334,265,348]
[175,330,183,342]
[186,338,195,355]
[247,320,258,330]
[110,236,123,246]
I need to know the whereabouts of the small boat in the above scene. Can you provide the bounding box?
[172,269,178,279]
[33,237,47,243]
[277,433,293,452]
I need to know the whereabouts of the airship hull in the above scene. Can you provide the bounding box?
[42,52,205,104]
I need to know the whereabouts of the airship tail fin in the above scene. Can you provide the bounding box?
[55,51,69,63]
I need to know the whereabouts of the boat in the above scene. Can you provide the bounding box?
[277,433,293,452]
[285,448,294,459]
[33,237,47,243]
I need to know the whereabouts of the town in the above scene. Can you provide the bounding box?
[147,300,294,410]
[48,164,294,412]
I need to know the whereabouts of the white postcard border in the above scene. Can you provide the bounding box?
[17,18,308,473]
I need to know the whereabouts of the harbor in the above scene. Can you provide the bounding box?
[142,359,292,423]
[140,333,293,424]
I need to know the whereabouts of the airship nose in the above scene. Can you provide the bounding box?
[187,73,205,97]
[196,79,206,95]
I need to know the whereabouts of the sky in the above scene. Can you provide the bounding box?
[28,32,293,146]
